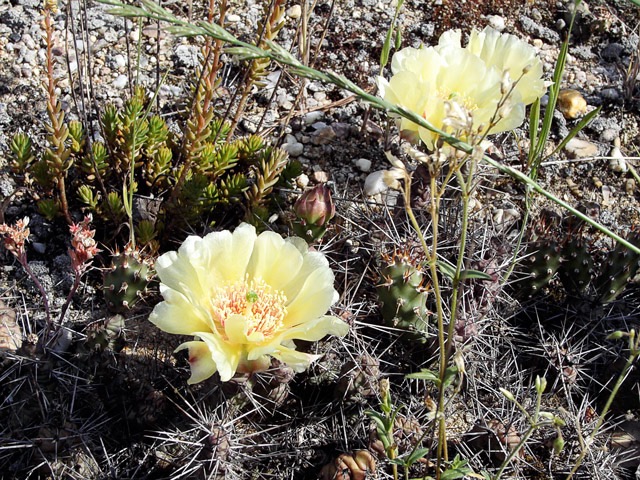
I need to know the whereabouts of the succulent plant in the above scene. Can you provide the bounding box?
[557,238,593,296]
[82,315,125,353]
[518,240,562,298]
[594,232,640,303]
[103,247,154,312]
[376,248,431,342]
[517,210,640,304]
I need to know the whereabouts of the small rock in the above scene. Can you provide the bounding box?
[557,89,588,119]
[354,158,372,172]
[487,15,506,32]
[296,173,310,188]
[313,171,330,183]
[286,5,301,19]
[601,42,625,62]
[609,138,628,173]
[304,111,324,125]
[114,54,126,68]
[312,126,336,145]
[626,178,635,195]
[564,138,598,158]
[226,13,241,22]
[113,74,128,89]
[283,141,304,157]
[174,44,200,68]
[32,242,46,254]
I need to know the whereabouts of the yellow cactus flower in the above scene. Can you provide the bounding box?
[442,26,546,105]
[378,27,545,150]
[149,223,349,383]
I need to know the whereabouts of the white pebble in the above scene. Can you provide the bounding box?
[286,5,301,19]
[113,74,129,89]
[296,173,310,188]
[354,158,372,172]
[564,138,598,158]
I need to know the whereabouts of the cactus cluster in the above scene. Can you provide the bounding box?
[376,247,431,342]
[516,209,640,303]
[103,247,154,312]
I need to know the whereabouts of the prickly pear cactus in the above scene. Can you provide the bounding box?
[104,248,153,311]
[558,238,593,296]
[518,241,562,298]
[594,232,640,304]
[376,249,431,342]
[82,315,125,353]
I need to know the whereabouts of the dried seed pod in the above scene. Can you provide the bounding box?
[319,450,376,480]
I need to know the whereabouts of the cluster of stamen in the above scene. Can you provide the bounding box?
[210,276,287,340]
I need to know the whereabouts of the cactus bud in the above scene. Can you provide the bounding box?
[294,184,335,227]
[293,184,335,241]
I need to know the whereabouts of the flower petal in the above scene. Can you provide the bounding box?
[271,345,322,372]
[175,340,218,384]
[246,231,304,291]
[149,286,213,335]
[284,267,337,327]
[282,315,348,341]
[196,332,241,382]
[248,315,348,361]
[200,223,256,284]
[223,313,250,344]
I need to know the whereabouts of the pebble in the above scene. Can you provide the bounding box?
[283,141,304,157]
[312,126,336,145]
[626,178,636,195]
[174,44,200,68]
[487,15,506,32]
[609,138,628,173]
[296,173,310,188]
[313,171,329,183]
[354,158,372,172]
[564,138,599,158]
[286,5,301,19]
[114,54,126,68]
[226,13,241,23]
[113,74,128,89]
[304,111,324,125]
[557,89,588,119]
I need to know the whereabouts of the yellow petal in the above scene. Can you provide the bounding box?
[282,315,348,341]
[197,332,241,382]
[175,340,218,384]
[149,286,213,335]
[246,230,304,291]
[271,345,322,372]
[200,223,256,283]
[248,315,348,361]
[223,313,250,344]
[284,267,337,327]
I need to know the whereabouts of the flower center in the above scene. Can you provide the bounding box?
[437,89,478,113]
[210,277,287,339]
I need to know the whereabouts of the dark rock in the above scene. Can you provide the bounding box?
[601,43,626,62]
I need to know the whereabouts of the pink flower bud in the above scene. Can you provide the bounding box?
[294,184,335,227]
